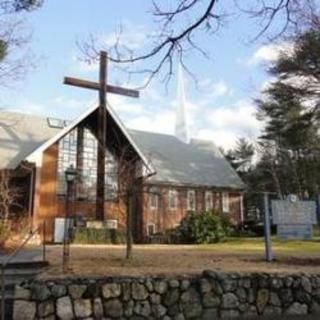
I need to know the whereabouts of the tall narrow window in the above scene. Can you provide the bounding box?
[168,189,178,210]
[222,192,229,213]
[205,191,213,211]
[149,187,159,210]
[187,190,196,211]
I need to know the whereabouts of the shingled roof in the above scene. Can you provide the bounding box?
[129,130,245,189]
[0,110,244,190]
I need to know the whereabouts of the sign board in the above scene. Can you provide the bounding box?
[86,219,118,229]
[271,197,317,240]
[277,224,313,240]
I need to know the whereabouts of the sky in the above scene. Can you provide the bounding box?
[0,0,287,150]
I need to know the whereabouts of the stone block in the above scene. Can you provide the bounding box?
[13,301,36,320]
[51,284,67,298]
[68,284,87,299]
[38,300,54,318]
[74,299,92,318]
[132,282,148,300]
[285,302,308,315]
[104,298,123,318]
[57,296,74,320]
[134,300,151,317]
[222,293,239,309]
[155,280,168,294]
[102,283,121,299]
[93,298,104,319]
[257,289,269,313]
[14,285,31,300]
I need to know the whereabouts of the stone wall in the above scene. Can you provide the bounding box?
[13,270,320,319]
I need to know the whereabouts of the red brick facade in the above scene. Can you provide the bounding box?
[34,144,243,242]
[140,185,243,239]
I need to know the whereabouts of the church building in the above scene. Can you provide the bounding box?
[0,67,245,243]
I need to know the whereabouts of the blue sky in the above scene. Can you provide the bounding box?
[1,0,285,149]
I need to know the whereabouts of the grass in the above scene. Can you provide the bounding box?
[199,237,320,254]
[41,236,320,278]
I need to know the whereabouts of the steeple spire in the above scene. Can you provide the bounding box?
[175,62,189,143]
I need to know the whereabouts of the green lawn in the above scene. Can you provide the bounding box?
[200,237,320,254]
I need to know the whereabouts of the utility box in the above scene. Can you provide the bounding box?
[54,218,74,243]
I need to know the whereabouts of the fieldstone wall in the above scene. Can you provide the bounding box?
[13,271,320,319]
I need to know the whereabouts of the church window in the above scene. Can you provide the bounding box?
[168,189,178,210]
[57,127,118,201]
[205,191,213,211]
[222,192,230,213]
[187,190,196,211]
[149,187,159,210]
[147,223,156,236]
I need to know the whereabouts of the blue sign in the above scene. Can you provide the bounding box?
[277,224,313,240]
[271,197,317,240]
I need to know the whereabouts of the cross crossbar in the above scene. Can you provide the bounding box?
[64,77,139,98]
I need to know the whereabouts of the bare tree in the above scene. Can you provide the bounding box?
[0,170,23,221]
[115,144,141,259]
[78,0,319,87]
[0,0,42,87]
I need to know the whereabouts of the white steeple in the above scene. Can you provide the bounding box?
[175,62,189,143]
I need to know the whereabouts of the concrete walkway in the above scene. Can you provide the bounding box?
[0,246,44,264]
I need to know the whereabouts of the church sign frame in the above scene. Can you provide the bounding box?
[271,195,317,240]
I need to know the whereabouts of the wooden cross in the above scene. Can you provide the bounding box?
[64,51,139,221]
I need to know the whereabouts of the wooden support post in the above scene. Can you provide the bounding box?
[76,126,84,193]
[96,51,107,221]
[64,50,139,221]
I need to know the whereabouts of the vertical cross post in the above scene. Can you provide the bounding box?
[96,51,107,221]
[64,50,139,221]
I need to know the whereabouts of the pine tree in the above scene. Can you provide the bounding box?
[255,29,320,198]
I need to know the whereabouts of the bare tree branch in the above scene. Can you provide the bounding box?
[77,0,319,87]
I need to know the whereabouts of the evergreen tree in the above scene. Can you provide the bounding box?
[255,29,320,198]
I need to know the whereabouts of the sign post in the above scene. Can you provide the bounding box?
[263,192,273,262]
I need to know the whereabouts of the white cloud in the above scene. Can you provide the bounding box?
[100,24,148,50]
[198,78,231,98]
[196,129,238,150]
[108,95,145,114]
[248,42,293,65]
[195,101,262,149]
[125,109,175,134]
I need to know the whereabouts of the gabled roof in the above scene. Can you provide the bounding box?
[129,130,245,190]
[0,109,244,190]
[0,111,60,169]
[0,106,154,174]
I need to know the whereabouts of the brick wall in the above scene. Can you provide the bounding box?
[142,185,243,239]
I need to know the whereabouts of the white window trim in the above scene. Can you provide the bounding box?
[146,223,156,236]
[222,192,230,213]
[150,193,158,210]
[187,190,196,211]
[205,191,213,211]
[168,189,178,210]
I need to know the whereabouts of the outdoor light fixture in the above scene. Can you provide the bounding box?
[65,164,77,183]
[63,164,77,273]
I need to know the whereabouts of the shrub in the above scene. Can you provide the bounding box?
[73,227,126,244]
[175,211,232,244]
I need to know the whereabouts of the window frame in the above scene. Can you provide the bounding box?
[150,192,159,210]
[146,223,156,236]
[187,189,196,211]
[222,192,230,213]
[205,191,213,211]
[168,189,178,210]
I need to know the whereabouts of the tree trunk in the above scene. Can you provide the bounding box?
[126,192,134,259]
